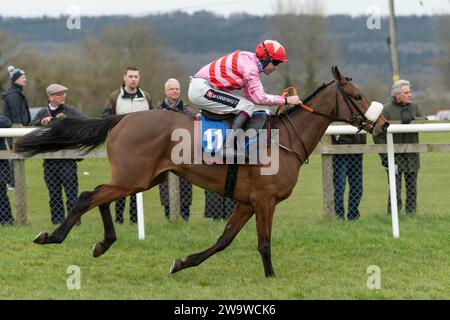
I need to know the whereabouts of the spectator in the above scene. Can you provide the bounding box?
[2,66,31,127]
[0,113,13,225]
[157,78,195,222]
[331,134,366,220]
[102,66,152,224]
[204,190,237,220]
[374,79,426,214]
[30,84,86,225]
[2,66,31,188]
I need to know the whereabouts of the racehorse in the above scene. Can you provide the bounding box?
[14,66,389,277]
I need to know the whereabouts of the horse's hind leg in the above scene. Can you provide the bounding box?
[33,184,133,247]
[92,202,116,257]
[170,203,254,274]
[33,187,103,245]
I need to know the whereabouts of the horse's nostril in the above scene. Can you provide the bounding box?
[382,122,390,133]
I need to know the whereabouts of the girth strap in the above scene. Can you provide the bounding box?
[224,163,239,198]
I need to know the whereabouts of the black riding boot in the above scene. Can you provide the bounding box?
[231,112,250,130]
[225,112,250,157]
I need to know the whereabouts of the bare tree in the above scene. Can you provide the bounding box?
[0,22,186,116]
[75,23,185,115]
[435,15,450,89]
[0,32,50,107]
[272,0,340,96]
[0,31,21,91]
[360,75,390,103]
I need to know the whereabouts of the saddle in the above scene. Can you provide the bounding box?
[201,109,268,132]
[196,110,273,165]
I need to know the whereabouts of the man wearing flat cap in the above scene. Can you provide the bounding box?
[30,84,86,225]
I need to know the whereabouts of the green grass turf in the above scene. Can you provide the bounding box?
[0,148,449,299]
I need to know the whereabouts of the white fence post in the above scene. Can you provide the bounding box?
[136,192,145,240]
[386,133,400,238]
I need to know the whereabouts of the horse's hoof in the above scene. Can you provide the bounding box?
[33,232,48,244]
[169,259,183,274]
[92,242,104,258]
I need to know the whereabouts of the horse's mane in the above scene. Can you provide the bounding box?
[283,80,335,116]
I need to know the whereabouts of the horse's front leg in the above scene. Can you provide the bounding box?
[170,202,254,274]
[254,199,276,277]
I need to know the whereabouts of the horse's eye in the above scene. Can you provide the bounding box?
[354,95,362,100]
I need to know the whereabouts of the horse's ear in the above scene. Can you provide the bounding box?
[331,66,347,84]
[331,66,340,81]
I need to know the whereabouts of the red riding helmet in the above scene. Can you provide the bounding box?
[255,40,288,63]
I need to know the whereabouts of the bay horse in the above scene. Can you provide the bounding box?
[14,66,389,277]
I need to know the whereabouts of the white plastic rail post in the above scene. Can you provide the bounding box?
[386,133,400,238]
[136,192,145,240]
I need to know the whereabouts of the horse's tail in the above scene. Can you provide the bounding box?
[14,115,127,157]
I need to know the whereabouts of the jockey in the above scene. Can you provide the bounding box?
[188,40,302,131]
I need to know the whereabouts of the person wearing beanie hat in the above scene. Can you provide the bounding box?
[2,65,30,126]
[8,66,26,84]
[1,65,31,190]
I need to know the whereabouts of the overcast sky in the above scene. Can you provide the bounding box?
[1,0,449,17]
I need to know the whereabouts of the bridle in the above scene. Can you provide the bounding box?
[277,80,377,164]
[335,81,377,133]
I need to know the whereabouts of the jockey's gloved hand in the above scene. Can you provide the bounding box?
[286,95,302,106]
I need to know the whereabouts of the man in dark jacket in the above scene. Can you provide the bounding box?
[332,134,366,220]
[157,78,195,221]
[2,66,31,127]
[0,113,13,225]
[2,66,31,188]
[374,80,426,214]
[31,84,86,225]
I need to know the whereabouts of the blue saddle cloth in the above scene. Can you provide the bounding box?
[198,116,260,155]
